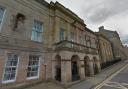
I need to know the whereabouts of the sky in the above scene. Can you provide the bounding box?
[46,0,128,45]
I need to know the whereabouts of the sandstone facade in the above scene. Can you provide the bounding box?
[0,0,123,87]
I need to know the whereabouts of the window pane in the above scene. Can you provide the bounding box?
[31,20,43,42]
[71,32,75,42]
[0,7,5,27]
[3,54,18,81]
[38,33,42,42]
[60,28,65,41]
[27,55,40,78]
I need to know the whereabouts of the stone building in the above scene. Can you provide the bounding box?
[96,33,114,69]
[124,45,128,59]
[0,0,119,87]
[0,0,101,86]
[99,26,127,60]
[0,0,52,86]
[50,2,101,83]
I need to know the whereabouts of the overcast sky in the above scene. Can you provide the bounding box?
[46,0,128,45]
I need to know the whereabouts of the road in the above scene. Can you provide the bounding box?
[94,63,128,89]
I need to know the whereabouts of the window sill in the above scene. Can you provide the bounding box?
[26,76,39,80]
[31,40,44,44]
[2,79,16,84]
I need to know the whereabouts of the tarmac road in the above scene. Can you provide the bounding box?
[94,63,128,89]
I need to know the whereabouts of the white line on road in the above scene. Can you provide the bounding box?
[104,81,127,89]
[94,64,128,89]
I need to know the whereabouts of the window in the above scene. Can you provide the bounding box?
[79,35,82,44]
[91,38,96,48]
[86,36,91,47]
[3,54,19,83]
[70,32,75,48]
[60,28,65,41]
[31,20,43,42]
[70,32,75,42]
[27,55,40,79]
[84,35,87,45]
[0,6,5,30]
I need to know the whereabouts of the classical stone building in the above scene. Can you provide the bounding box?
[99,26,127,60]
[50,2,101,83]
[0,0,121,87]
[96,33,114,69]
[0,0,52,86]
[0,0,101,86]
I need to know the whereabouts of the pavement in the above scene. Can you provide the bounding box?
[24,82,64,89]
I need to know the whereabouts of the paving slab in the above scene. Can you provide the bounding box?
[24,82,64,89]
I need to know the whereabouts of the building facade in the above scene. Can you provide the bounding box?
[50,2,101,83]
[0,0,123,88]
[0,0,52,86]
[96,33,114,69]
[99,26,127,60]
[124,46,128,59]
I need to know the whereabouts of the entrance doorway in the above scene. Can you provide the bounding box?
[55,55,61,81]
[71,55,80,81]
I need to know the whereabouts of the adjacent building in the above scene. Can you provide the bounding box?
[50,2,101,83]
[99,26,127,60]
[0,0,51,86]
[124,45,128,59]
[96,33,114,69]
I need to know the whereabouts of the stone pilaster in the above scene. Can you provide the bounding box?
[88,60,94,76]
[79,61,85,79]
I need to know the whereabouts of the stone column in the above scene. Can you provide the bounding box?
[0,50,6,83]
[52,59,57,80]
[79,61,85,79]
[16,52,29,83]
[43,53,52,80]
[65,60,72,82]
[61,59,67,84]
[97,60,101,73]
[88,60,94,76]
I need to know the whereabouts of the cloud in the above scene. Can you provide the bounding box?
[81,0,128,24]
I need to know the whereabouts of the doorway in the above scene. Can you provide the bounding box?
[55,55,61,81]
[71,55,80,81]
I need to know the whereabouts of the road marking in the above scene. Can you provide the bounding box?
[94,64,128,89]
[104,81,127,89]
